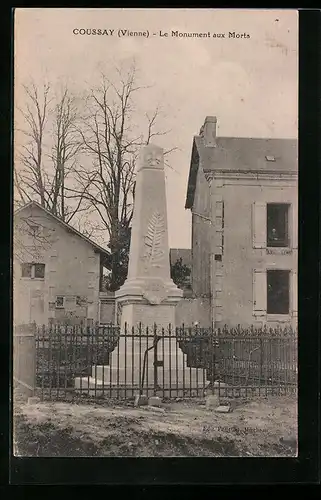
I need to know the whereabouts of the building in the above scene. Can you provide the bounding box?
[185,116,298,328]
[13,201,114,326]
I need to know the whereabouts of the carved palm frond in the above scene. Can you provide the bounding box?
[143,211,165,265]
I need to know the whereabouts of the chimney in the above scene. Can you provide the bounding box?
[203,116,217,147]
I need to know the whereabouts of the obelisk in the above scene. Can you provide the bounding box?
[115,143,183,328]
[75,145,206,396]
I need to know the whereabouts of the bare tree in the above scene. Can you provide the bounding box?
[49,87,83,222]
[15,82,82,222]
[14,68,176,290]
[15,82,51,208]
[67,64,172,290]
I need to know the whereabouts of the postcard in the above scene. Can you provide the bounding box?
[13,8,298,459]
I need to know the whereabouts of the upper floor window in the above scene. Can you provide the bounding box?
[267,203,289,247]
[252,202,297,250]
[21,263,45,279]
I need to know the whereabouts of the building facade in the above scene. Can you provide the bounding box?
[185,116,298,328]
[13,202,113,327]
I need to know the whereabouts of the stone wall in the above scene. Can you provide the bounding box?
[191,165,211,298]
[99,293,116,324]
[175,297,211,328]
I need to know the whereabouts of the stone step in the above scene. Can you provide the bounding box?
[91,365,207,387]
[74,376,104,396]
[111,337,188,352]
[108,352,157,365]
[93,364,154,380]
[98,350,189,372]
[93,362,206,377]
[74,379,204,399]
[155,369,207,386]
[92,366,155,385]
[75,374,208,397]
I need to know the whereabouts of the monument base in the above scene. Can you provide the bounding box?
[74,336,209,398]
[120,302,177,331]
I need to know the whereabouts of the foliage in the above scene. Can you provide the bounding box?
[170,257,191,289]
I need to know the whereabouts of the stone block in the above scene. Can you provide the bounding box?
[134,394,149,407]
[205,394,220,409]
[144,406,165,413]
[215,405,233,413]
[74,376,104,397]
[148,396,163,407]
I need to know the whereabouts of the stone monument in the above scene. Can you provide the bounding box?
[75,144,206,396]
[115,143,183,327]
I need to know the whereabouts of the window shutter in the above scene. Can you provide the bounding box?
[292,203,298,249]
[252,202,266,248]
[292,271,297,316]
[253,269,267,316]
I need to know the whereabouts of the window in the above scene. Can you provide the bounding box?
[21,263,33,278]
[267,270,290,315]
[267,203,289,247]
[21,263,45,279]
[55,296,65,308]
[34,264,45,278]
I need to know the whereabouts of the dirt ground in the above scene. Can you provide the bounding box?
[13,395,297,457]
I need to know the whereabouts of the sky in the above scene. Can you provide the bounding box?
[14,8,298,248]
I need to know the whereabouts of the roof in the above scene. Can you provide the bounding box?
[170,248,192,268]
[185,135,298,209]
[14,201,112,267]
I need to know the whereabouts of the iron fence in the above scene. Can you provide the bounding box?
[31,323,298,401]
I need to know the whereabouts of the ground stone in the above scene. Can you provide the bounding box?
[134,394,149,407]
[148,396,163,407]
[205,394,220,409]
[144,406,165,413]
[215,405,232,413]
